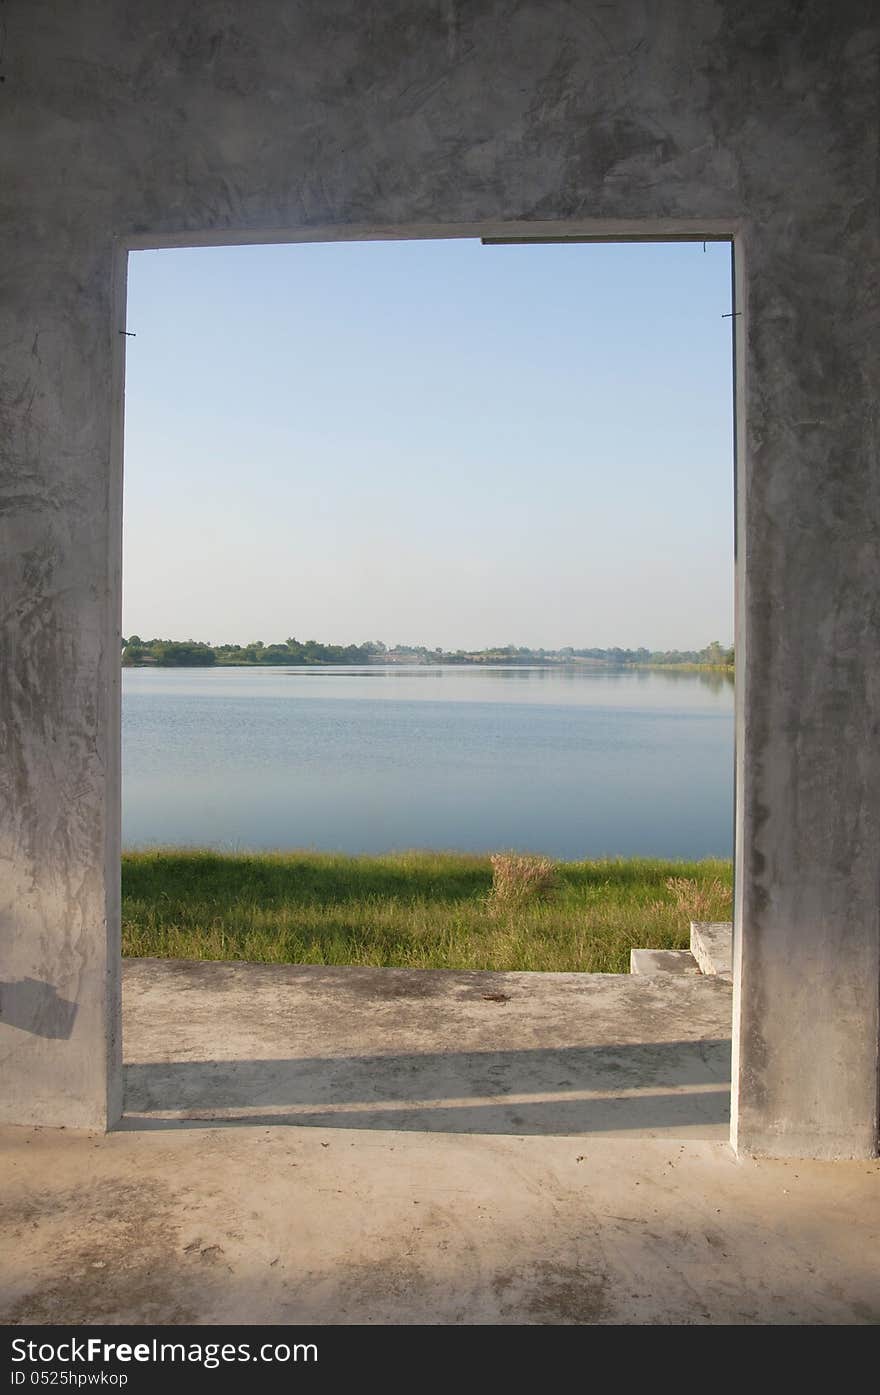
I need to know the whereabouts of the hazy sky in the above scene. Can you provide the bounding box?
[123,237,734,651]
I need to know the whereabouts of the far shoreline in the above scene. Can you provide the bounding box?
[122,657,735,673]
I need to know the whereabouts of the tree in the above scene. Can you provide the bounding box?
[154,641,216,667]
[121,641,145,666]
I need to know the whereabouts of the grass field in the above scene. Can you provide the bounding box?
[121,849,733,974]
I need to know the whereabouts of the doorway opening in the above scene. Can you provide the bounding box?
[120,234,736,1136]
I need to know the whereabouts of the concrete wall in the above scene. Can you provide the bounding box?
[1,1,877,1155]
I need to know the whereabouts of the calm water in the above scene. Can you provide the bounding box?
[122,665,734,859]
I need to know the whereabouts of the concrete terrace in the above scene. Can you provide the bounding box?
[2,960,878,1325]
[122,959,734,1137]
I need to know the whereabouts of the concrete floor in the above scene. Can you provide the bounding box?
[2,960,878,1325]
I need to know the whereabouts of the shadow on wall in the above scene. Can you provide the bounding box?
[0,978,79,1039]
[123,1040,731,1136]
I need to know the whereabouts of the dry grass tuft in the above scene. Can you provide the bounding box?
[487,853,558,915]
[661,876,732,923]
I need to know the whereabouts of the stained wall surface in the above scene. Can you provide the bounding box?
[0,1,877,1154]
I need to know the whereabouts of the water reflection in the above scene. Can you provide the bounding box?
[648,667,734,694]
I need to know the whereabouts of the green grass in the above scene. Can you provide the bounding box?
[122,849,733,974]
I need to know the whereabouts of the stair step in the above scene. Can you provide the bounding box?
[690,921,733,979]
[629,948,701,976]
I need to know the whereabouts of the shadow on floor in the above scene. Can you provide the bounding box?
[122,1039,731,1136]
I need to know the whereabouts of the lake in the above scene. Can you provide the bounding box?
[122,665,734,860]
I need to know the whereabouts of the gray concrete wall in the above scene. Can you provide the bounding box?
[1,1,877,1155]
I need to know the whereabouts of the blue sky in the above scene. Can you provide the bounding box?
[123,237,734,651]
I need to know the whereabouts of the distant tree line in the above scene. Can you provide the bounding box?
[121,635,734,669]
[560,640,735,668]
[121,636,370,667]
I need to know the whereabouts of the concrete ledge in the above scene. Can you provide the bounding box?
[690,922,733,979]
[122,958,731,1140]
[629,949,700,976]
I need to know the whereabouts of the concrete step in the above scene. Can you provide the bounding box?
[690,922,733,980]
[629,948,701,976]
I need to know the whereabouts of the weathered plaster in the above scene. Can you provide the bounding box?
[1,1,877,1154]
